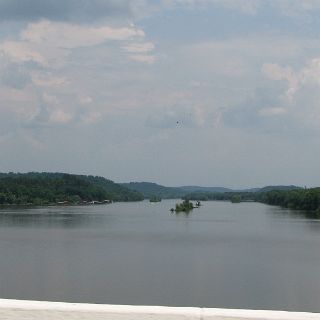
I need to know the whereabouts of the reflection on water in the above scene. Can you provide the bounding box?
[267,206,320,233]
[0,207,107,228]
[268,206,320,220]
[0,200,320,312]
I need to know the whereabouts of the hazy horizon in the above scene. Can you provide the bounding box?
[1,1,320,188]
[0,170,305,190]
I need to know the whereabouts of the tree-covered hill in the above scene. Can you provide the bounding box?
[179,186,232,193]
[0,172,143,205]
[258,188,320,211]
[121,182,186,199]
[82,175,143,201]
[257,185,302,193]
[121,182,240,199]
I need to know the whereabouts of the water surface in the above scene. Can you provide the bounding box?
[0,200,320,312]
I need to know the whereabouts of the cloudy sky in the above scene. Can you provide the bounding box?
[1,0,320,188]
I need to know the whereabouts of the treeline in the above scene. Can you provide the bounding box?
[184,188,320,213]
[258,188,320,211]
[0,172,143,205]
[183,192,255,202]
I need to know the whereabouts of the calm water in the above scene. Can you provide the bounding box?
[0,200,320,312]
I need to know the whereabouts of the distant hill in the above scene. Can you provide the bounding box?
[0,172,143,205]
[179,186,232,193]
[82,175,143,201]
[257,185,302,193]
[122,181,302,199]
[121,182,185,199]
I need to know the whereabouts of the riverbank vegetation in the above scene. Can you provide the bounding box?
[0,172,143,205]
[258,188,320,212]
[184,192,255,202]
[184,188,320,214]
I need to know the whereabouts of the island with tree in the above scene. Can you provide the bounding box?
[172,199,194,213]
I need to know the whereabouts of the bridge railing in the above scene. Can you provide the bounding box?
[0,299,319,320]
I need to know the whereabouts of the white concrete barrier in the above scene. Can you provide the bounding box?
[0,299,319,320]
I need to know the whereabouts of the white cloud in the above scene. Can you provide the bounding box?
[259,107,287,117]
[0,86,38,123]
[262,63,295,82]
[0,87,34,104]
[162,0,320,17]
[263,58,320,102]
[262,63,299,101]
[0,20,148,66]
[78,95,93,105]
[123,42,155,53]
[43,93,59,105]
[0,18,155,130]
[49,109,73,123]
[22,20,145,49]
[261,57,320,130]
[123,41,155,64]
[162,0,261,14]
[273,0,320,19]
[129,54,155,64]
[301,57,320,85]
[80,112,101,124]
[0,41,47,65]
[177,36,309,82]
[32,74,69,87]
[23,133,46,150]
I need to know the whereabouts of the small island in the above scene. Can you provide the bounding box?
[171,199,194,213]
[231,195,241,203]
[149,196,161,203]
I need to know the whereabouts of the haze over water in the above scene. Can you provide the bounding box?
[0,200,320,312]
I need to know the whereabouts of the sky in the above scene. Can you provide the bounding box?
[1,0,320,188]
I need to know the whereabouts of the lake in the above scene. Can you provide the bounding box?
[0,200,320,312]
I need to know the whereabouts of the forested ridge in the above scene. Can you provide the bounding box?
[0,172,143,205]
[184,187,320,213]
[121,182,185,199]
